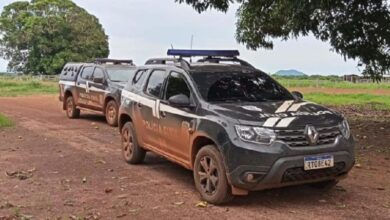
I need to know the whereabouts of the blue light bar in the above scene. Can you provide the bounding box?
[167,49,240,57]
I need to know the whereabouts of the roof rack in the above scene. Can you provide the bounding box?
[145,58,190,70]
[94,58,134,65]
[196,57,254,68]
[166,49,254,69]
[167,49,239,58]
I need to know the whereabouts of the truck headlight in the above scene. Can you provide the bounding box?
[340,119,351,139]
[235,125,276,145]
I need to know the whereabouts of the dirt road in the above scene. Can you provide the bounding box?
[0,95,389,219]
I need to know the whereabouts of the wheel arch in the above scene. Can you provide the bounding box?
[63,89,74,110]
[191,135,219,169]
[119,113,132,132]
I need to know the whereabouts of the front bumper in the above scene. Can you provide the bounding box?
[225,136,355,191]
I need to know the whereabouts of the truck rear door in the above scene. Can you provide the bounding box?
[76,66,94,108]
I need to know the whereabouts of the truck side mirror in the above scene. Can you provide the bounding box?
[291,91,303,99]
[168,94,190,107]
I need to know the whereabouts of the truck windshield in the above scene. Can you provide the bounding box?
[191,71,294,102]
[106,66,135,82]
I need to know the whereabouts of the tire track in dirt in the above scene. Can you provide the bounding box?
[1,95,390,219]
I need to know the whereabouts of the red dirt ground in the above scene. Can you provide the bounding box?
[0,95,389,219]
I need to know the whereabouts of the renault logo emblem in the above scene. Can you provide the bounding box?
[304,125,319,145]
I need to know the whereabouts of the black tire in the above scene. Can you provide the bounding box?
[310,179,339,190]
[121,122,146,164]
[105,100,118,127]
[193,145,233,204]
[65,96,80,119]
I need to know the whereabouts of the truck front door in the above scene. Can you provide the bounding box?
[159,71,194,166]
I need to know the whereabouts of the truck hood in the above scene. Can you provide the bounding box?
[211,100,343,128]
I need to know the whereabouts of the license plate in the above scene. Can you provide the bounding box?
[304,155,334,170]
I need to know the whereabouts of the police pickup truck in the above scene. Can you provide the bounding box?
[59,59,136,126]
[118,50,355,204]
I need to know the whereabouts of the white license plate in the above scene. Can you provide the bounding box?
[304,155,334,170]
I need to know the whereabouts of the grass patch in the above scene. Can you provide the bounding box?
[0,80,57,97]
[277,79,390,89]
[304,93,390,109]
[0,114,13,128]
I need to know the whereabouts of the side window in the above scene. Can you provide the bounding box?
[81,66,94,80]
[145,70,166,98]
[132,69,148,90]
[93,68,105,80]
[165,72,191,100]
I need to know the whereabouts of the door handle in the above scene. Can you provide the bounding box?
[160,111,166,118]
[137,102,142,108]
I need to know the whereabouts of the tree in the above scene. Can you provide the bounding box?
[176,0,390,80]
[0,0,109,74]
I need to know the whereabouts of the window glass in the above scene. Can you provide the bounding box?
[165,72,190,100]
[133,70,148,90]
[81,66,94,80]
[191,71,293,102]
[93,68,105,80]
[106,66,136,82]
[145,70,166,98]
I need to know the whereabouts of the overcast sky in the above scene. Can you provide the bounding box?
[0,0,361,75]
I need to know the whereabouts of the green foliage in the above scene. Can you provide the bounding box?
[0,79,57,96]
[0,114,13,128]
[0,0,109,75]
[176,0,390,80]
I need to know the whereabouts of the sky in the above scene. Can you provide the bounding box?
[0,0,361,75]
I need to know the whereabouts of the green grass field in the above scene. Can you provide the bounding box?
[0,80,57,97]
[304,93,390,109]
[0,114,13,128]
[0,78,389,109]
[277,78,390,89]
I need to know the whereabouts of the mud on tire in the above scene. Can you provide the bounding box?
[194,145,233,204]
[105,100,118,127]
[121,122,146,164]
[65,96,80,119]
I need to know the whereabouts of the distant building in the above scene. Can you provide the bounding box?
[343,74,360,82]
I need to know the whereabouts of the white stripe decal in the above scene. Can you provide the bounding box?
[154,99,160,118]
[59,80,76,86]
[89,86,107,93]
[122,90,204,119]
[275,117,296,127]
[160,104,202,119]
[262,117,281,127]
[122,90,155,109]
[275,100,294,113]
[287,102,310,112]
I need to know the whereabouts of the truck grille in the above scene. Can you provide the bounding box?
[282,162,346,183]
[275,125,341,147]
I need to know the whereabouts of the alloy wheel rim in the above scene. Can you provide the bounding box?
[198,156,219,195]
[122,128,133,159]
[107,105,116,121]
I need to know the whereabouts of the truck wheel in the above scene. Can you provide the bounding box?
[121,122,145,164]
[194,145,233,204]
[310,179,339,190]
[65,96,80,119]
[105,100,118,126]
